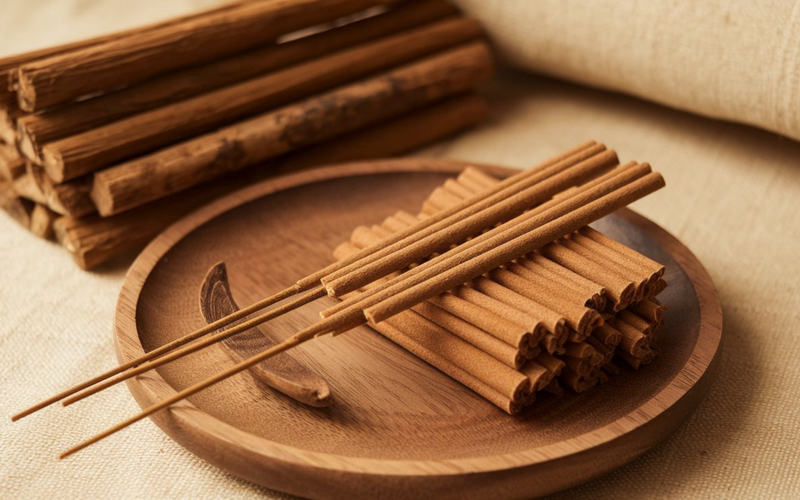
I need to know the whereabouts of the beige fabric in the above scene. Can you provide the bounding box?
[2,1,800,499]
[454,0,800,142]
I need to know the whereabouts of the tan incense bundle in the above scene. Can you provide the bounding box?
[12,140,667,458]
[332,166,666,413]
[0,0,492,266]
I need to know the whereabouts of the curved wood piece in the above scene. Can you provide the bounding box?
[115,158,722,499]
[199,262,331,407]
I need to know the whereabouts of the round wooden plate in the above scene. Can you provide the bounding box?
[116,159,722,499]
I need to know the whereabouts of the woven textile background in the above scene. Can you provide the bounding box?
[2,1,800,498]
[454,0,800,142]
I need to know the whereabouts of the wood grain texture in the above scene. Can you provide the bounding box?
[53,95,485,270]
[14,0,456,162]
[200,262,332,407]
[114,159,722,499]
[42,17,483,180]
[0,180,33,228]
[89,42,493,215]
[0,0,264,109]
[15,0,390,111]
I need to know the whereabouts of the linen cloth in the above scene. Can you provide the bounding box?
[2,1,800,498]
[454,0,800,143]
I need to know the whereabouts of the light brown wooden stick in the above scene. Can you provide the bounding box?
[370,318,521,414]
[539,243,636,311]
[451,286,547,345]
[10,283,306,421]
[0,181,33,228]
[13,171,46,204]
[55,96,487,270]
[0,153,25,182]
[560,236,649,299]
[16,0,392,111]
[61,287,327,407]
[496,263,602,335]
[60,329,315,458]
[323,161,648,319]
[62,170,664,456]
[0,0,277,109]
[470,277,565,337]
[29,203,57,240]
[580,226,665,282]
[323,149,617,296]
[361,173,665,323]
[15,0,457,161]
[273,93,487,176]
[0,107,21,144]
[90,42,494,215]
[44,18,484,182]
[411,302,525,368]
[350,219,533,350]
[296,140,600,290]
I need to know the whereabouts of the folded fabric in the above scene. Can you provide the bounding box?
[454,0,800,141]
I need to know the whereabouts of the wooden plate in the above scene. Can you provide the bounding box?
[116,159,722,499]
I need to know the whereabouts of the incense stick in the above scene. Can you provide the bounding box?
[59,165,663,458]
[13,141,597,419]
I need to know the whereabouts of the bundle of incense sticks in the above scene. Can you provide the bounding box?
[0,0,492,268]
[11,141,666,458]
[334,166,665,413]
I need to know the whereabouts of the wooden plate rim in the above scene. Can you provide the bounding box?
[115,158,723,476]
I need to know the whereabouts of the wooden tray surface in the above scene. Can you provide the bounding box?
[115,158,722,499]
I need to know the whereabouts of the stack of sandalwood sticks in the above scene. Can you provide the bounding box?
[0,0,492,269]
[12,140,666,458]
[334,164,666,413]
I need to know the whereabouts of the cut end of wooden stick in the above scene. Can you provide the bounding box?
[15,69,37,112]
[41,146,65,184]
[16,123,41,163]
[89,176,115,217]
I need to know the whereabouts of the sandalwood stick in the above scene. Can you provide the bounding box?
[370,318,521,414]
[411,302,525,368]
[295,140,601,291]
[631,299,666,323]
[520,253,608,311]
[323,160,648,314]
[0,152,25,182]
[348,219,533,350]
[539,243,636,311]
[560,237,649,299]
[16,0,393,111]
[56,96,486,270]
[490,267,601,336]
[451,286,548,345]
[471,277,565,337]
[0,181,33,228]
[15,0,457,161]
[89,42,494,215]
[29,204,57,240]
[359,173,665,324]
[43,18,484,182]
[322,148,616,296]
[60,171,665,455]
[580,226,665,282]
[504,262,603,335]
[19,142,588,420]
[26,161,94,218]
[428,293,531,349]
[0,107,20,144]
[0,0,282,109]
[61,287,326,407]
[13,171,46,205]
